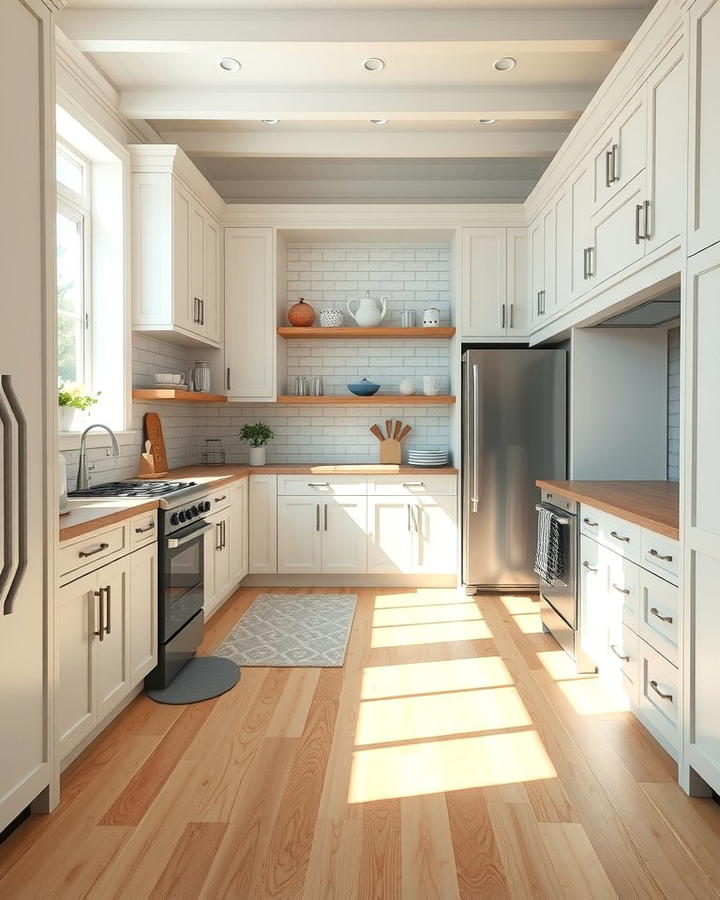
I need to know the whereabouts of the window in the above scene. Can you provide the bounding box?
[56,142,91,387]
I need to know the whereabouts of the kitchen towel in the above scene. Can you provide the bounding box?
[534,508,566,585]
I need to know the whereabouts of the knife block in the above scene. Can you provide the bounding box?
[379,438,402,465]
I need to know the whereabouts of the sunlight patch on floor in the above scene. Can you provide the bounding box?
[536,649,597,682]
[360,655,514,700]
[511,612,545,635]
[499,595,542,616]
[355,686,531,746]
[557,676,630,715]
[348,729,557,803]
[371,619,492,648]
[373,590,469,610]
[372,602,484,628]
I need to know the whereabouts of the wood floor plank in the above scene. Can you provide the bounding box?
[539,822,619,899]
[358,800,402,900]
[524,776,578,824]
[266,667,321,738]
[446,788,509,899]
[401,794,460,900]
[149,821,227,900]
[302,818,361,900]
[260,668,343,898]
[594,714,677,784]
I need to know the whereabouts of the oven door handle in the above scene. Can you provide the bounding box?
[535,504,570,526]
[167,521,213,548]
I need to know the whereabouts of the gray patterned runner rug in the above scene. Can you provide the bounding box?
[213,593,358,667]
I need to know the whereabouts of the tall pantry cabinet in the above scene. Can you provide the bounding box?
[0,0,56,829]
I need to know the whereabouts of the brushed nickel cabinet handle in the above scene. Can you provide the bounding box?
[0,374,28,616]
[93,588,105,642]
[402,482,425,488]
[200,298,205,326]
[308,482,330,487]
[316,504,320,532]
[583,517,598,527]
[635,204,644,245]
[650,606,673,624]
[135,522,155,534]
[501,304,506,329]
[650,680,673,702]
[216,522,223,550]
[611,143,619,182]
[610,530,630,543]
[324,504,328,531]
[612,583,630,595]
[226,367,231,391]
[587,246,594,277]
[610,644,629,662]
[605,149,613,187]
[582,561,598,573]
[649,548,673,562]
[214,495,227,503]
[643,199,651,239]
[583,247,588,279]
[79,542,110,558]
[509,303,514,328]
[407,504,412,532]
[105,585,111,635]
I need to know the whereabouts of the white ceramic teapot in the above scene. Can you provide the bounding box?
[347,291,387,328]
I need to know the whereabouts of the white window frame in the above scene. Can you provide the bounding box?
[56,140,93,391]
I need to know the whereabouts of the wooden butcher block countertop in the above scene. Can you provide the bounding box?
[60,463,458,541]
[536,480,679,540]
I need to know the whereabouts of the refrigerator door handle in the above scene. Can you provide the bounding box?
[0,375,27,615]
[471,364,480,513]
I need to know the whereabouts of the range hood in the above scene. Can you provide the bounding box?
[594,288,680,328]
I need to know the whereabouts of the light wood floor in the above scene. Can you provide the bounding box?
[2,588,720,899]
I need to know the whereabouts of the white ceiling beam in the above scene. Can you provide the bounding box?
[159,130,565,158]
[120,88,592,121]
[57,8,646,48]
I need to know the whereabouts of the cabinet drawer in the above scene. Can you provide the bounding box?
[208,486,232,511]
[607,623,640,707]
[641,529,679,584]
[277,475,367,496]
[580,505,641,563]
[606,551,641,632]
[59,524,129,580]
[580,505,602,539]
[367,475,457,496]
[638,639,679,758]
[639,568,679,665]
[130,510,157,547]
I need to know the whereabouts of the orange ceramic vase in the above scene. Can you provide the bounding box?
[288,298,316,327]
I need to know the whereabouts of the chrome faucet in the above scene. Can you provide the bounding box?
[76,424,120,491]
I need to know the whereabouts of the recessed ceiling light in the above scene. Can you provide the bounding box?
[262,119,280,125]
[478,118,497,125]
[219,57,241,72]
[370,118,388,125]
[363,57,385,72]
[493,57,516,72]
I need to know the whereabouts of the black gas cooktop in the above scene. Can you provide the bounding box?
[69,480,197,499]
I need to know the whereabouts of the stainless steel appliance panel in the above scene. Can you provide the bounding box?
[463,349,566,588]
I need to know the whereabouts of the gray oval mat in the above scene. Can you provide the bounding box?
[146,656,240,704]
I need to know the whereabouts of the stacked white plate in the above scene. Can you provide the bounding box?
[407,450,449,467]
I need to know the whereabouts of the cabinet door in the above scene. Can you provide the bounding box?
[96,557,130,721]
[529,218,544,325]
[225,228,276,401]
[367,497,414,575]
[579,536,608,667]
[277,497,322,574]
[414,495,458,575]
[230,478,248,582]
[590,172,647,285]
[57,573,98,757]
[129,543,158,685]
[570,163,592,300]
[542,205,556,316]
[646,46,686,254]
[506,228,528,337]
[688,0,720,255]
[460,227,507,337]
[591,89,647,216]
[171,181,193,333]
[203,215,221,342]
[322,496,367,575]
[189,201,205,337]
[554,187,572,312]
[249,475,277,574]
[214,514,232,601]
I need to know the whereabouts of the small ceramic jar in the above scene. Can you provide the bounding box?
[422,308,440,327]
[399,378,416,395]
[423,375,443,396]
[319,308,344,328]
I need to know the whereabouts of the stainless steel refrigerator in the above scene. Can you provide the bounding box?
[462,349,567,590]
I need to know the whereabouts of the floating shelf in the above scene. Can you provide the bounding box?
[132,389,227,403]
[276,394,456,405]
[277,326,455,340]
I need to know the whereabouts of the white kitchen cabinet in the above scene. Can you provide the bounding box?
[367,494,457,576]
[530,217,544,327]
[688,0,720,255]
[130,146,223,347]
[460,227,507,337]
[277,494,367,575]
[414,495,458,575]
[128,543,158,684]
[321,496,367,575]
[589,173,647,286]
[230,478,249,583]
[225,228,277,401]
[590,88,646,216]
[249,474,278,574]
[579,535,608,667]
[506,228,529,336]
[205,509,233,618]
[569,162,593,301]
[367,497,415,575]
[95,558,130,721]
[277,496,323,574]
[529,204,557,323]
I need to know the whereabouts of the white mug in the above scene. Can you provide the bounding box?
[422,308,440,327]
[399,378,416,396]
[423,376,443,396]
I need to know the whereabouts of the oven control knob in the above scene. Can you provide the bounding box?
[170,513,179,526]
[201,500,210,513]
[191,505,199,517]
[178,510,186,523]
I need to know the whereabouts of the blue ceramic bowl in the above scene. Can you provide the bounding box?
[347,378,381,396]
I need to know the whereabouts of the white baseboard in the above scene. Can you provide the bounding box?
[241,574,458,588]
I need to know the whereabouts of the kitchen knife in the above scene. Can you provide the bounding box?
[398,424,412,441]
[370,424,385,442]
[386,419,393,439]
[393,420,402,440]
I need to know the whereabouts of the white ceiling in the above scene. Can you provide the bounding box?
[58,0,656,202]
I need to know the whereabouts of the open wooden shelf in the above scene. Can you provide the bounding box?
[132,389,227,403]
[277,326,455,340]
[276,394,456,405]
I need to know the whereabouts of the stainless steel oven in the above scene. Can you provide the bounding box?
[535,489,594,673]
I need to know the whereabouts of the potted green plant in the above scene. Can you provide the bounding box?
[239,421,275,466]
[58,381,100,431]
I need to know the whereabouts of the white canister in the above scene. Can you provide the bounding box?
[423,376,443,396]
[422,308,440,327]
[399,378,416,396]
[248,446,266,466]
[191,361,211,393]
[319,308,343,328]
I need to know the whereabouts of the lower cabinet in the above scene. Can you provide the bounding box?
[249,473,277,574]
[204,509,232,619]
[230,477,249,583]
[57,542,157,759]
[277,495,367,575]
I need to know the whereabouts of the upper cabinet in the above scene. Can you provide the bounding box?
[130,146,224,348]
[460,227,528,339]
[688,0,720,256]
[224,228,277,401]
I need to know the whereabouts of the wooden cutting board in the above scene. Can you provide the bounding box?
[143,412,169,477]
